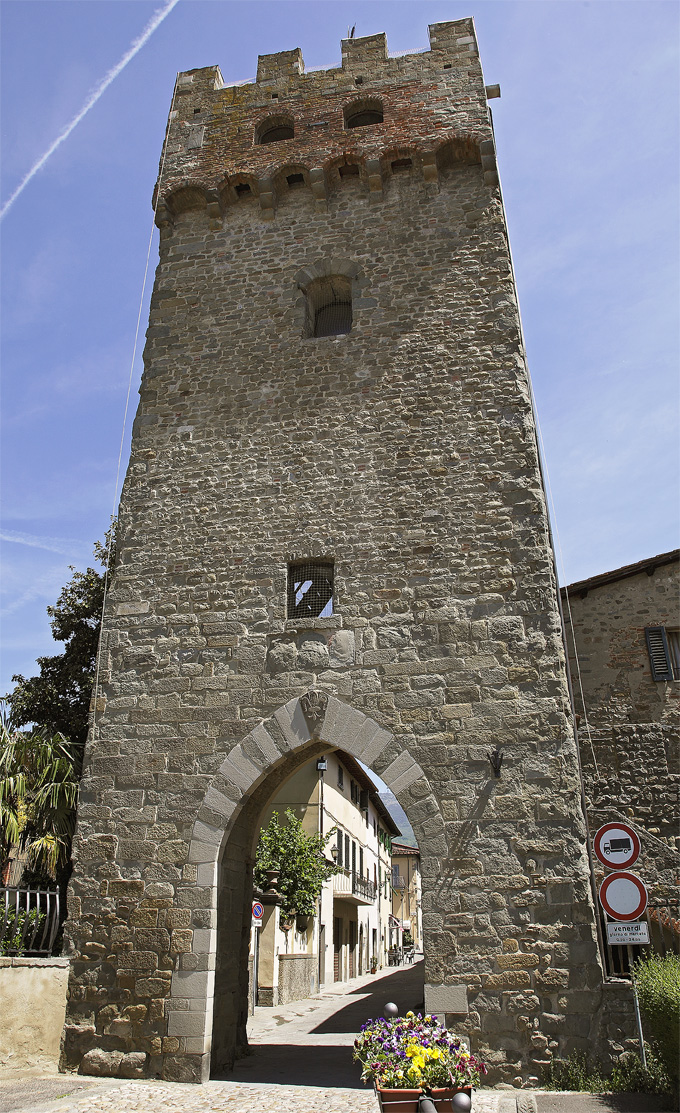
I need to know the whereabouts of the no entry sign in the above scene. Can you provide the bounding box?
[593,822,640,869]
[599,871,648,922]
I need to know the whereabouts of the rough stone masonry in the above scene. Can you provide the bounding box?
[61,20,615,1087]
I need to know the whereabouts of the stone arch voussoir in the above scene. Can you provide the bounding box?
[294,257,361,290]
[167,699,447,1081]
[186,693,445,886]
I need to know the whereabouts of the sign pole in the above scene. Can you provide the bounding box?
[631,970,647,1070]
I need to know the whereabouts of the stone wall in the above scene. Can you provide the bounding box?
[62,20,607,1087]
[0,957,69,1073]
[563,553,679,922]
[278,954,318,1005]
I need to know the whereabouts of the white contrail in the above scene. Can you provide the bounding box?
[0,0,180,220]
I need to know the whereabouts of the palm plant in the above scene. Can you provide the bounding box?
[0,713,79,882]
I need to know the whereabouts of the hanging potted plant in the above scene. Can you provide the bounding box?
[353,1011,486,1112]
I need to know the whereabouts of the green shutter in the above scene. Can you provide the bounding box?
[645,626,674,682]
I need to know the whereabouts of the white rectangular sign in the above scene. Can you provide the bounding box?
[606,920,649,945]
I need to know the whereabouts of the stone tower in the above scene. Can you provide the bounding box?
[62,20,607,1087]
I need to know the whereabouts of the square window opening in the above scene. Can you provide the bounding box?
[287,560,334,618]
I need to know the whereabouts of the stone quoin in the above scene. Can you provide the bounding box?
[61,20,616,1087]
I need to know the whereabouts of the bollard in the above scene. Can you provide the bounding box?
[384,1002,399,1018]
[451,1093,472,1112]
[419,1098,437,1113]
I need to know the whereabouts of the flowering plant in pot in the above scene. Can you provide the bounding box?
[353,1012,486,1111]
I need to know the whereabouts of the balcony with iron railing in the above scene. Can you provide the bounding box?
[353,872,377,902]
[331,869,377,905]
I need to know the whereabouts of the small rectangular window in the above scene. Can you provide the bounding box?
[287,560,333,618]
[337,764,344,789]
[304,276,352,338]
[645,626,679,681]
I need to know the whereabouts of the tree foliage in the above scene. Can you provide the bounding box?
[254,808,340,920]
[0,717,79,881]
[4,530,114,748]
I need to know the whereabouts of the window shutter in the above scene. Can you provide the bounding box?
[645,626,674,682]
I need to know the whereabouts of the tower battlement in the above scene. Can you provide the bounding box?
[156,20,498,226]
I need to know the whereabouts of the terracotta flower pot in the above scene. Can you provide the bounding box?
[376,1087,422,1112]
[428,1086,472,1111]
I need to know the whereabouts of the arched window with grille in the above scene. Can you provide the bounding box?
[304,275,352,338]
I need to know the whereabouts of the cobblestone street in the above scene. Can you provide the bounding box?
[0,963,667,1112]
[0,963,502,1112]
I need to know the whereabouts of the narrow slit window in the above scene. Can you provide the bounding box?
[287,560,334,618]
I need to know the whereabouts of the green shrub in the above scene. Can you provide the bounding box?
[633,952,680,1093]
[544,1047,672,1096]
[0,899,45,956]
[609,1049,672,1095]
[544,1051,606,1092]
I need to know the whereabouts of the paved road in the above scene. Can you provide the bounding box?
[0,962,670,1112]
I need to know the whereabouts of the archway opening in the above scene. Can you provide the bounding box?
[209,738,425,1080]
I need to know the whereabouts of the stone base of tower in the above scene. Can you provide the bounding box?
[59,694,636,1088]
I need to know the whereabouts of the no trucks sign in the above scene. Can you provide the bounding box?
[593,822,640,870]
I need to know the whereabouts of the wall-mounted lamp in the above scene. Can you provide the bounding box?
[316,758,328,772]
[487,746,504,778]
[330,844,339,862]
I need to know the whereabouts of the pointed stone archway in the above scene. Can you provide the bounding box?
[164,692,444,1082]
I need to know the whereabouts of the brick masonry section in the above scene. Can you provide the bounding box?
[61,20,622,1088]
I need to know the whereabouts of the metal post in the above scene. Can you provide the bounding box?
[631,973,647,1069]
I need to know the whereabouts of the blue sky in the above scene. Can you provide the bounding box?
[1,0,678,696]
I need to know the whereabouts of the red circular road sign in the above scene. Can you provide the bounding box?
[599,871,648,922]
[593,822,640,869]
